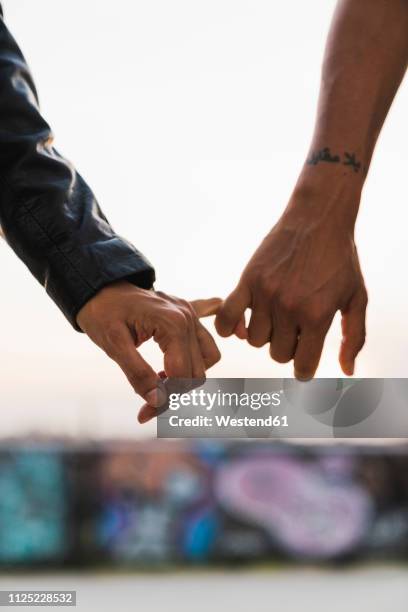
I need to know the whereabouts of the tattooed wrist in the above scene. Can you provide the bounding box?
[306,147,366,174]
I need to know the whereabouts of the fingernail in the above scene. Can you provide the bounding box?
[294,371,313,382]
[145,385,167,408]
[344,361,355,376]
[138,409,153,424]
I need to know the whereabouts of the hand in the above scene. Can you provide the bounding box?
[215,185,368,379]
[77,281,221,418]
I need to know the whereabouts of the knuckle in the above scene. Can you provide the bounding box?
[204,339,222,366]
[248,334,267,348]
[215,301,236,327]
[256,274,276,300]
[269,344,292,364]
[172,297,191,314]
[271,352,291,364]
[360,289,369,309]
[127,370,144,390]
[215,314,232,337]
[269,349,281,363]
[220,305,235,323]
[212,346,222,365]
[302,303,330,327]
[278,292,300,314]
[355,328,366,350]
[168,310,189,335]
[303,310,324,327]
[177,298,191,310]
[181,303,195,322]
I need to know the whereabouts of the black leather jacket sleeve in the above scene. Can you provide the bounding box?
[0,7,155,329]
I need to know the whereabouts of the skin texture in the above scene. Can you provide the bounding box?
[216,0,408,379]
[77,281,221,422]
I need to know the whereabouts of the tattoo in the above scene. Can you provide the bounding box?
[343,152,361,173]
[307,147,363,173]
[307,147,340,165]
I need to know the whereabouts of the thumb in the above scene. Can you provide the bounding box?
[215,284,251,338]
[339,289,368,376]
[190,297,223,318]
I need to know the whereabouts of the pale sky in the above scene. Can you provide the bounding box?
[1,0,408,438]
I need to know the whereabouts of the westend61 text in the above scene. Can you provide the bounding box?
[168,415,289,428]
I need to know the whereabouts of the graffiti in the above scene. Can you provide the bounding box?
[0,450,67,563]
[368,509,408,554]
[214,456,373,559]
[0,442,407,567]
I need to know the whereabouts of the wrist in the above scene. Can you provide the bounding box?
[76,280,143,331]
[283,167,363,232]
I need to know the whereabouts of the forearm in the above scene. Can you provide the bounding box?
[292,0,408,221]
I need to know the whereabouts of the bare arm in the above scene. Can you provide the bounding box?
[298,0,408,215]
[216,0,408,379]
